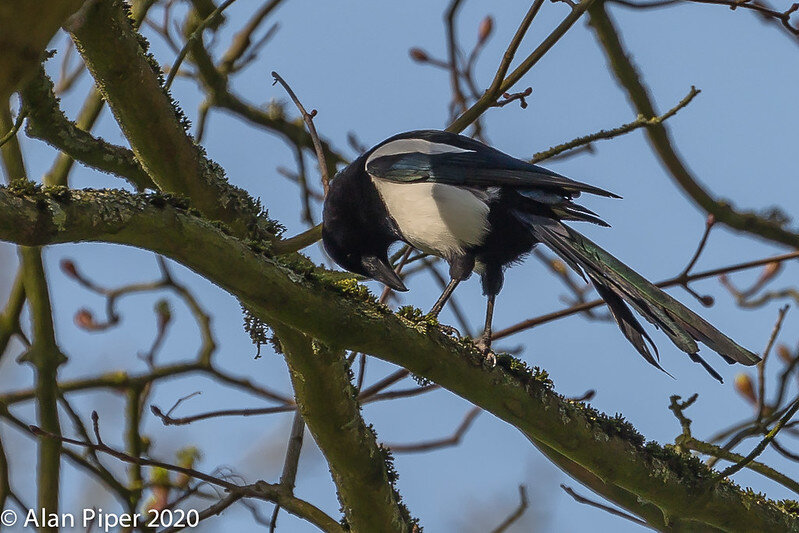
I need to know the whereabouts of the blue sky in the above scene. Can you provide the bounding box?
[2,1,799,531]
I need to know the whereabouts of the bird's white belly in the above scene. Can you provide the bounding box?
[370,178,489,259]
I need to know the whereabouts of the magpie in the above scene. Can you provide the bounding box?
[321,129,760,380]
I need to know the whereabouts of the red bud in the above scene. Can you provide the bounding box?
[409,48,429,62]
[758,262,782,284]
[75,309,97,330]
[699,295,715,306]
[734,373,756,405]
[478,16,494,44]
[60,259,78,278]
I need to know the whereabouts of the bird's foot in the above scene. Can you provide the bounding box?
[474,338,496,368]
[438,324,461,337]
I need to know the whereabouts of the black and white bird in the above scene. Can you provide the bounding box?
[321,129,760,380]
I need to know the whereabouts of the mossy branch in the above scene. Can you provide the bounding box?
[0,0,86,102]
[274,324,415,532]
[64,0,276,241]
[20,67,155,191]
[0,185,797,531]
[19,247,67,531]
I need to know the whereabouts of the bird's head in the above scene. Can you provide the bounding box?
[322,223,407,292]
[322,163,408,292]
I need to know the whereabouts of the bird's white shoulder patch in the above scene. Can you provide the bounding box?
[366,138,475,167]
[370,177,489,259]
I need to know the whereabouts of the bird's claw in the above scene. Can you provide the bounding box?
[438,324,460,337]
[474,338,496,368]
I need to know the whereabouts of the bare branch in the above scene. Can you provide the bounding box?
[560,484,650,528]
[271,72,331,195]
[714,396,799,482]
[531,86,700,163]
[386,407,481,453]
[490,486,530,533]
[588,1,799,249]
[29,416,343,533]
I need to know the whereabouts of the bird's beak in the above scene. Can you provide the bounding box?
[361,255,408,292]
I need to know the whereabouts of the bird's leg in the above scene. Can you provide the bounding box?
[475,294,496,367]
[428,278,460,318]
[428,278,461,336]
[429,255,474,335]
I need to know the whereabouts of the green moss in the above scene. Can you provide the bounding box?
[245,237,274,257]
[396,306,442,330]
[145,191,192,211]
[275,252,322,282]
[120,0,192,133]
[8,179,40,196]
[495,352,554,390]
[647,442,709,483]
[241,304,269,358]
[330,278,374,302]
[778,500,799,515]
[575,403,646,448]
[41,185,71,202]
[376,442,422,531]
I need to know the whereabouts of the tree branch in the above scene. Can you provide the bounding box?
[29,418,342,533]
[65,0,275,241]
[274,323,415,532]
[0,0,86,102]
[20,67,155,190]
[588,1,799,249]
[19,247,67,531]
[447,0,594,133]
[531,86,700,163]
[0,185,797,531]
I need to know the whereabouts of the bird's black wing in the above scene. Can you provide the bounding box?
[365,130,619,199]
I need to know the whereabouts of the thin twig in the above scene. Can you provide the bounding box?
[165,0,239,90]
[683,437,799,495]
[758,305,790,420]
[0,109,27,149]
[271,411,305,532]
[271,71,331,195]
[386,407,480,453]
[490,486,530,533]
[714,396,799,482]
[531,86,699,163]
[560,484,650,528]
[151,404,293,426]
[447,0,546,133]
[29,414,342,533]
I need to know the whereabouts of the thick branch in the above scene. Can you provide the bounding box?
[20,67,154,191]
[65,0,272,240]
[588,1,799,249]
[19,247,67,531]
[0,0,86,102]
[274,324,414,532]
[0,186,797,532]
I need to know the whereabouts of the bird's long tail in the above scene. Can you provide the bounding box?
[528,218,760,381]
